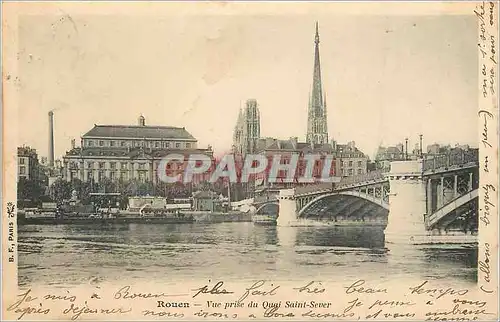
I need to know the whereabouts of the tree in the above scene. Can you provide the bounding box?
[118,179,138,197]
[97,177,116,193]
[51,179,72,204]
[69,179,93,205]
[137,181,154,196]
[80,181,93,205]
[17,177,44,208]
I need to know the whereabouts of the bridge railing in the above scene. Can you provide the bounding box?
[294,183,333,196]
[422,150,479,172]
[336,169,388,189]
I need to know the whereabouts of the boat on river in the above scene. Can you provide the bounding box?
[251,213,277,225]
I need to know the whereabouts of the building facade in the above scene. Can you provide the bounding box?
[233,99,261,154]
[375,144,405,170]
[63,116,213,185]
[192,190,222,212]
[18,146,39,182]
[253,137,334,188]
[306,23,329,146]
[252,137,368,190]
[333,141,369,177]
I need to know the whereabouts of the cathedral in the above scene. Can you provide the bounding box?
[231,23,368,179]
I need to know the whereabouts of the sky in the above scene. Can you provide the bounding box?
[15,8,478,160]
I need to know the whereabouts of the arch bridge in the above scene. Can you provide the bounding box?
[278,151,479,242]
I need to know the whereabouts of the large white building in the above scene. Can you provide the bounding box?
[63,115,213,184]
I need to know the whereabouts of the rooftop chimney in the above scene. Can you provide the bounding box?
[138,114,146,126]
[48,111,55,167]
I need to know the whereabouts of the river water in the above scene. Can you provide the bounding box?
[18,222,477,288]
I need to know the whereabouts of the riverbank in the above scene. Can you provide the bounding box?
[189,211,252,223]
[17,210,252,225]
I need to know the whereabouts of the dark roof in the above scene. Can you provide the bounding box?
[385,146,402,153]
[256,138,335,153]
[312,143,335,151]
[83,125,197,141]
[376,146,402,154]
[18,146,38,157]
[253,138,368,158]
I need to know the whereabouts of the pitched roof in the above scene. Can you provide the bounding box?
[385,146,402,153]
[18,146,38,157]
[256,137,339,154]
[83,125,197,141]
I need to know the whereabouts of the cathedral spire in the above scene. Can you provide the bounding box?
[307,22,329,145]
[315,21,320,45]
[312,21,323,112]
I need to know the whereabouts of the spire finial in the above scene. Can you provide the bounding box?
[315,21,320,44]
[138,114,146,126]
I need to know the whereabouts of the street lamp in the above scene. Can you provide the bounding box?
[419,134,423,158]
[405,138,409,160]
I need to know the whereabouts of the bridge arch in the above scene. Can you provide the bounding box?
[255,202,279,215]
[297,191,389,218]
[426,189,478,230]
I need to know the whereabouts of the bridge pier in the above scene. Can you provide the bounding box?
[385,160,428,244]
[277,188,298,226]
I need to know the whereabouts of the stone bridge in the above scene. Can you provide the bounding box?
[277,151,479,244]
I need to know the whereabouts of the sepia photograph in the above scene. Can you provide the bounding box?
[2,2,498,321]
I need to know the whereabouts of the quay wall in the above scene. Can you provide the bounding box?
[189,212,252,223]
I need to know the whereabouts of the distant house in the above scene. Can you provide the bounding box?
[192,190,219,212]
[375,144,405,170]
[18,146,39,182]
[253,137,368,186]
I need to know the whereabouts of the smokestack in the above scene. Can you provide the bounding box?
[48,111,55,167]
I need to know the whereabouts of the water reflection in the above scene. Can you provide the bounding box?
[18,223,477,287]
[276,226,385,247]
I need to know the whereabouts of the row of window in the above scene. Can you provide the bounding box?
[342,169,365,176]
[84,139,194,149]
[278,159,365,168]
[68,159,366,172]
[69,171,148,183]
[69,167,364,183]
[68,161,184,170]
[342,160,365,167]
[377,153,404,160]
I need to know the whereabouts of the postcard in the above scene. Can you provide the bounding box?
[2,1,499,321]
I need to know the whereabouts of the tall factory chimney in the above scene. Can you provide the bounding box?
[48,111,55,167]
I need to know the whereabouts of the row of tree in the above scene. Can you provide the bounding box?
[18,177,251,207]
[17,169,257,209]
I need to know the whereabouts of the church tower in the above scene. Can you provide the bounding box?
[306,22,329,145]
[232,99,260,154]
[242,99,260,154]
